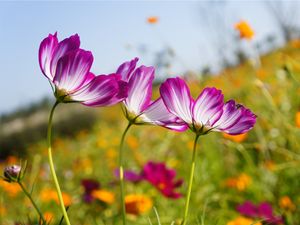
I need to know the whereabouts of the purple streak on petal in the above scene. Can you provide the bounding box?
[81,72,96,87]
[236,201,258,218]
[70,74,121,107]
[50,34,80,77]
[124,65,154,115]
[142,98,188,131]
[39,32,58,80]
[160,77,193,124]
[214,100,256,134]
[114,169,143,183]
[192,87,224,127]
[116,57,139,81]
[53,49,93,93]
[226,106,256,135]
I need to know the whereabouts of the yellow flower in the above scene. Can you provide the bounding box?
[223,133,248,143]
[279,196,296,211]
[125,194,153,215]
[227,217,261,225]
[0,180,21,197]
[91,189,115,204]
[235,20,254,40]
[225,173,251,191]
[295,111,300,128]
[40,188,72,206]
[147,16,159,24]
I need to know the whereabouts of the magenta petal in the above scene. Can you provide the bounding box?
[39,33,58,80]
[53,49,93,93]
[192,87,224,127]
[160,77,193,124]
[70,74,122,107]
[214,100,256,134]
[124,65,154,115]
[142,98,188,131]
[116,57,139,81]
[237,201,258,218]
[50,34,80,76]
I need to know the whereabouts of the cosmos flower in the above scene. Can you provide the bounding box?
[227,216,261,225]
[3,165,21,182]
[125,194,153,215]
[81,179,100,203]
[114,169,143,183]
[91,189,115,205]
[160,77,256,136]
[235,20,254,40]
[116,58,187,131]
[39,188,72,206]
[142,161,183,199]
[279,196,296,211]
[237,201,284,224]
[114,161,183,199]
[147,16,159,24]
[223,133,248,143]
[295,111,300,128]
[39,33,127,106]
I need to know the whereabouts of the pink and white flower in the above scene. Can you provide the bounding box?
[39,33,127,106]
[160,77,256,135]
[116,58,187,131]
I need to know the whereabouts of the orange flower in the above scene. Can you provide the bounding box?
[40,188,72,206]
[147,16,159,24]
[125,194,153,215]
[44,211,54,223]
[225,173,251,191]
[235,20,254,40]
[227,216,261,225]
[91,189,115,204]
[0,206,6,216]
[223,133,248,143]
[290,39,300,48]
[0,180,21,197]
[264,160,276,171]
[295,111,300,128]
[279,196,296,211]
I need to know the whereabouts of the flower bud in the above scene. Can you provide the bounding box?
[4,165,21,182]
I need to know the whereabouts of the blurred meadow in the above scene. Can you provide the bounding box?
[1,1,300,225]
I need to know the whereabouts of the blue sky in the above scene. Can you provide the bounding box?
[0,1,289,114]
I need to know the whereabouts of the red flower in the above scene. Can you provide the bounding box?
[141,161,183,199]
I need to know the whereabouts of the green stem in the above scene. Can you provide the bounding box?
[18,182,46,224]
[47,101,71,225]
[182,134,200,225]
[119,122,132,225]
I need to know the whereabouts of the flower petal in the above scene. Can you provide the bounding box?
[39,33,58,80]
[116,57,139,81]
[53,49,93,93]
[141,98,188,131]
[192,87,224,127]
[160,77,193,124]
[50,34,80,76]
[214,100,256,135]
[70,74,124,107]
[124,65,154,115]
